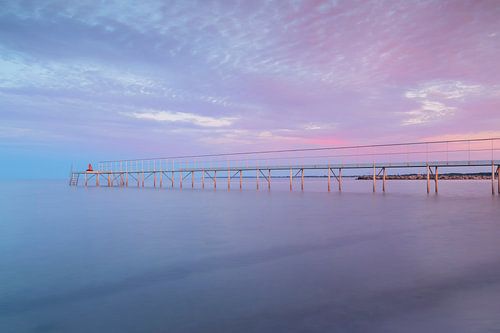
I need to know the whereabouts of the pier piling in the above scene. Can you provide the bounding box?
[382,167,386,192]
[497,166,500,195]
[339,169,342,192]
[492,162,495,195]
[426,165,430,194]
[372,164,376,193]
[434,166,439,193]
[327,167,331,192]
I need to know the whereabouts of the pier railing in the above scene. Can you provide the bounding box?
[94,137,500,173]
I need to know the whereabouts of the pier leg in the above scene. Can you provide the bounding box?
[214,170,217,189]
[383,167,386,193]
[142,172,144,187]
[160,172,162,188]
[154,172,156,188]
[256,169,259,190]
[171,171,174,188]
[108,173,111,187]
[268,169,271,190]
[96,172,99,187]
[434,166,438,194]
[228,169,230,191]
[290,168,293,191]
[426,165,430,194]
[85,173,88,187]
[240,171,242,190]
[497,166,500,195]
[192,171,194,189]
[202,170,205,189]
[339,168,342,192]
[301,169,304,191]
[180,171,183,189]
[327,167,331,192]
[492,163,495,195]
[126,173,128,187]
[137,172,140,187]
[372,165,376,193]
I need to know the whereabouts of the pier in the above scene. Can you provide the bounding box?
[70,138,500,195]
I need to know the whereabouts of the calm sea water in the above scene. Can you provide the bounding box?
[1,179,500,332]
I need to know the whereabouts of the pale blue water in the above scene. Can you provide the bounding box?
[1,180,500,332]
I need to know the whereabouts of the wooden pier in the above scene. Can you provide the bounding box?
[70,138,500,195]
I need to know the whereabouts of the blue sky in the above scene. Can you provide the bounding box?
[1,1,499,178]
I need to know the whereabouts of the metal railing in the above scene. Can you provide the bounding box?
[90,137,500,173]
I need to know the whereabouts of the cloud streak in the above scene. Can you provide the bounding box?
[402,80,499,126]
[127,110,237,127]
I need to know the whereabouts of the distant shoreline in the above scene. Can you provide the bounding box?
[357,173,495,180]
[215,173,497,180]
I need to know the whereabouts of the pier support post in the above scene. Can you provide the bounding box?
[154,172,156,188]
[290,168,293,191]
[382,167,386,193]
[108,173,111,187]
[214,170,217,189]
[372,164,376,193]
[327,167,331,192]
[202,170,205,189]
[171,171,174,188]
[339,168,342,192]
[268,169,271,190]
[301,169,304,191]
[142,172,144,187]
[256,169,259,190]
[240,171,242,190]
[160,172,162,188]
[85,173,88,187]
[126,173,128,187]
[96,172,99,187]
[434,166,438,194]
[497,166,500,195]
[192,171,194,189]
[228,168,230,191]
[137,172,140,187]
[180,171,183,189]
[492,162,495,195]
[426,165,430,194]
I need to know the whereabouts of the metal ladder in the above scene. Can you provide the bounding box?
[69,173,79,186]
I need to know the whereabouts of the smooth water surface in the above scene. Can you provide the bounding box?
[1,180,500,332]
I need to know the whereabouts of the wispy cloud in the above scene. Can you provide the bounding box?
[404,81,486,100]
[126,110,237,127]
[402,101,456,126]
[402,81,499,126]
[304,122,337,131]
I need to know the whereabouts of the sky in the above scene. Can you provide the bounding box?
[0,0,499,178]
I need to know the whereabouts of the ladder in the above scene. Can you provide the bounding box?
[69,173,79,186]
